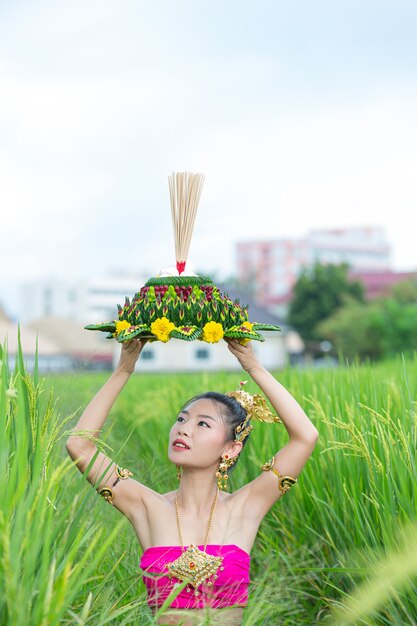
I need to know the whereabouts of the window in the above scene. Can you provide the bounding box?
[142,350,154,361]
[195,348,209,360]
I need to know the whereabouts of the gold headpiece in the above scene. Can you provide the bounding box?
[214,382,283,489]
[226,381,282,444]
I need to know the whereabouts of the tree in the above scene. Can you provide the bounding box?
[287,262,365,341]
[317,288,417,361]
[316,296,383,360]
[389,277,417,304]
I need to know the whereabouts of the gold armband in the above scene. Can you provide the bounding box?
[97,486,115,505]
[97,465,133,505]
[261,457,297,494]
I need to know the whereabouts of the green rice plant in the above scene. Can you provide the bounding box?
[0,336,147,626]
[4,338,417,624]
[325,517,417,625]
[283,355,417,624]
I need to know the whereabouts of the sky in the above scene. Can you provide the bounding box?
[1,0,417,317]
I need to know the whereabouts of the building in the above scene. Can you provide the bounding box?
[0,308,73,372]
[348,269,417,300]
[129,330,286,373]
[28,316,114,370]
[236,226,391,307]
[0,304,116,372]
[19,272,147,324]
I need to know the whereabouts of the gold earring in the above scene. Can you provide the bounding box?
[176,464,181,480]
[216,455,230,491]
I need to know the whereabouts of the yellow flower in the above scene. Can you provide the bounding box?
[150,316,175,342]
[116,320,131,334]
[202,321,224,343]
[239,321,254,346]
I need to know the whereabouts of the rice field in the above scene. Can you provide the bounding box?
[1,340,417,625]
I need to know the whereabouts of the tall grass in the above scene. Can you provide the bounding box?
[1,339,417,624]
[0,338,149,625]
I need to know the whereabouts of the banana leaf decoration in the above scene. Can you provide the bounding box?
[85,275,280,345]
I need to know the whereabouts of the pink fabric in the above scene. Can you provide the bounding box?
[139,544,251,609]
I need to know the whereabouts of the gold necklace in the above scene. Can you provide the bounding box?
[166,486,224,596]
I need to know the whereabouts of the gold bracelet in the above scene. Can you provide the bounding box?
[97,486,115,505]
[261,457,297,494]
[115,466,133,480]
[97,465,133,505]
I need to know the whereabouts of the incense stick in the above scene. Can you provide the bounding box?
[168,171,205,274]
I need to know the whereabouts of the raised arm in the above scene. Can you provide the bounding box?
[226,338,319,519]
[66,338,149,521]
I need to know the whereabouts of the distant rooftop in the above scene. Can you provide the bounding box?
[348,269,417,299]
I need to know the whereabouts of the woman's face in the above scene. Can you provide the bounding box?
[168,398,230,469]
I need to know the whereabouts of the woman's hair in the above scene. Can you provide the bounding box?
[179,391,251,474]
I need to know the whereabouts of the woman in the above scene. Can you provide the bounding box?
[66,338,319,626]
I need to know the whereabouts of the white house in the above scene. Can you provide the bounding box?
[121,330,286,373]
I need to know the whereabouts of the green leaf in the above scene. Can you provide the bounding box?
[251,322,281,332]
[170,326,203,341]
[144,275,213,287]
[115,325,151,342]
[84,322,116,332]
[224,329,265,341]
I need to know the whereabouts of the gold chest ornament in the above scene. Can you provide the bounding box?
[166,487,224,596]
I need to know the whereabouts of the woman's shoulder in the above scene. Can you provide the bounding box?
[138,485,175,508]
[161,489,176,501]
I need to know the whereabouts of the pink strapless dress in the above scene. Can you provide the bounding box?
[139,544,251,609]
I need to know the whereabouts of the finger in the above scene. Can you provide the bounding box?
[227,342,240,354]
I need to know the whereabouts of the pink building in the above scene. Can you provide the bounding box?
[236,226,391,307]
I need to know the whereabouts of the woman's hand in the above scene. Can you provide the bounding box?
[115,338,148,375]
[225,338,262,374]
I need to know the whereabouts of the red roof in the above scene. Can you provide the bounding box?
[261,269,417,307]
[348,269,417,299]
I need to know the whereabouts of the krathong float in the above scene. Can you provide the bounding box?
[85,172,281,344]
